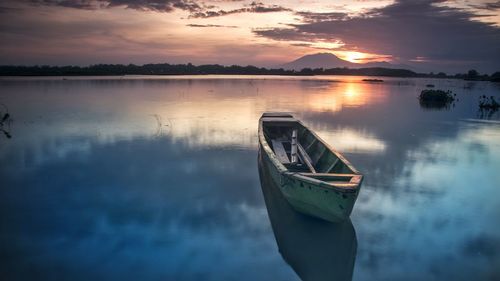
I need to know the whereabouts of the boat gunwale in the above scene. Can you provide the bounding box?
[286,173,359,193]
[258,113,362,192]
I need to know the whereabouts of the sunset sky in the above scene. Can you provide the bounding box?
[0,0,499,73]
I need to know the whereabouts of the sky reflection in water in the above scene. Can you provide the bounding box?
[0,76,499,281]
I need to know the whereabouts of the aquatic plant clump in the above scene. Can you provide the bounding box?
[419,89,455,103]
[479,95,500,110]
[418,89,456,110]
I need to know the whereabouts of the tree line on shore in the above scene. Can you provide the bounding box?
[0,63,499,81]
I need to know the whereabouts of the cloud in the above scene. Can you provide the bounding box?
[470,0,500,11]
[254,0,500,72]
[186,23,238,28]
[189,1,291,18]
[295,11,348,22]
[0,5,21,13]
[253,27,318,42]
[0,5,297,67]
[26,0,203,12]
[2,0,498,71]
[108,0,202,12]
[28,0,99,10]
[23,0,290,17]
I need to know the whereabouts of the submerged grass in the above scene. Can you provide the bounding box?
[0,103,12,139]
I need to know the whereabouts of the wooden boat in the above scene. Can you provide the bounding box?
[258,112,363,222]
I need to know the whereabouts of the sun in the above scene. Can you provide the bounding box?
[338,51,368,63]
[334,50,393,64]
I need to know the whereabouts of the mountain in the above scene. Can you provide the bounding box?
[280,52,413,71]
[281,53,355,70]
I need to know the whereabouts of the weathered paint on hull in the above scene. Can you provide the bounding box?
[260,144,361,223]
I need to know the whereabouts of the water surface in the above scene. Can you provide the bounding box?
[1,75,499,281]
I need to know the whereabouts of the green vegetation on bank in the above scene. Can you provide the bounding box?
[0,64,498,81]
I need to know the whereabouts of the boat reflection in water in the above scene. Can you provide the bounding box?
[258,151,357,281]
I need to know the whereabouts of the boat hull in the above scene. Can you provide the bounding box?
[259,143,361,223]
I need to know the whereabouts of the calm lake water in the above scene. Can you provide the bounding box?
[1,75,499,281]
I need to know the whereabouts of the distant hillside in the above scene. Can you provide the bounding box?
[281,52,412,71]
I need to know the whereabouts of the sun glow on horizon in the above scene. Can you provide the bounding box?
[334,51,392,64]
[340,51,367,63]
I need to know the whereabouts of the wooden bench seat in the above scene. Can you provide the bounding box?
[271,139,290,164]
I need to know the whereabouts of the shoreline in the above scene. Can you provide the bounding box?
[0,74,497,83]
[1,64,497,81]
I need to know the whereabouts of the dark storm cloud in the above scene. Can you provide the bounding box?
[254,0,500,71]
[190,1,291,18]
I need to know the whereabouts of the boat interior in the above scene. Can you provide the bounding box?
[262,117,361,186]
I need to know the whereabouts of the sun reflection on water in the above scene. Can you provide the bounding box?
[307,80,383,112]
